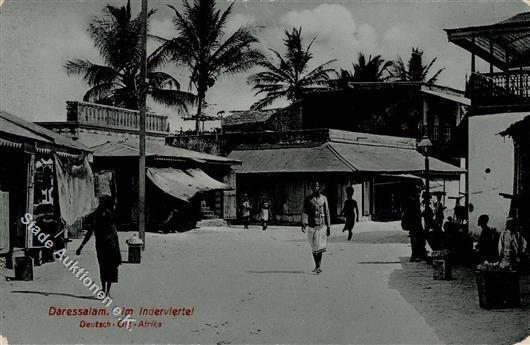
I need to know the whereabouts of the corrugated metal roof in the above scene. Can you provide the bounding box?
[92,139,240,164]
[0,111,90,152]
[223,109,279,126]
[222,102,301,127]
[329,142,463,173]
[228,141,463,175]
[228,144,352,173]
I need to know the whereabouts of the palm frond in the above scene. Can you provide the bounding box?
[65,59,122,86]
[149,88,196,112]
[82,83,119,103]
[148,71,181,90]
[250,90,288,110]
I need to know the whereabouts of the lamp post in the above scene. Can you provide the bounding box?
[138,0,148,250]
[418,134,433,206]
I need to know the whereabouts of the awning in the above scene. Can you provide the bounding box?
[91,140,239,164]
[329,142,464,174]
[380,173,424,181]
[228,142,464,177]
[147,167,229,202]
[228,144,352,174]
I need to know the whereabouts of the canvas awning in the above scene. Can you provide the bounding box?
[146,167,229,202]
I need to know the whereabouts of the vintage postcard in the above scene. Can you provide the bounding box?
[0,0,529,344]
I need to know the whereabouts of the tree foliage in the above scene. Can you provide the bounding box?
[248,27,335,110]
[340,53,392,83]
[65,0,194,111]
[389,47,444,83]
[157,0,264,132]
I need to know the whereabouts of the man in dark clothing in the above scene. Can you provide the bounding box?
[402,186,427,262]
[477,214,499,262]
[342,186,359,241]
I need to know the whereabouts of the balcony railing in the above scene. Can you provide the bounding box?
[422,125,453,144]
[467,71,530,107]
[66,101,168,133]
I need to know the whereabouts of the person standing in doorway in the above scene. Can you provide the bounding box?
[341,186,359,241]
[260,198,272,231]
[302,181,331,274]
[241,194,251,229]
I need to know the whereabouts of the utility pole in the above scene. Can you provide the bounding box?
[138,0,148,250]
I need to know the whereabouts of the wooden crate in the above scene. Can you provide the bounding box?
[475,271,521,309]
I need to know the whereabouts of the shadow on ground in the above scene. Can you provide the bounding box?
[246,270,306,274]
[288,230,409,244]
[388,258,530,344]
[330,230,410,244]
[11,290,98,300]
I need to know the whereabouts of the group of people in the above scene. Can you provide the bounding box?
[240,194,272,230]
[401,184,529,270]
[240,182,359,274]
[477,215,528,270]
[401,186,472,262]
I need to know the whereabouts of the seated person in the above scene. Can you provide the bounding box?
[498,218,528,270]
[476,214,499,262]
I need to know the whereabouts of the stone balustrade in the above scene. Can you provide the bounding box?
[66,101,168,133]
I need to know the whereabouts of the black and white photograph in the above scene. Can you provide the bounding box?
[0,0,529,343]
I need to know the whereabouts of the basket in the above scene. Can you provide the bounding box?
[475,270,520,309]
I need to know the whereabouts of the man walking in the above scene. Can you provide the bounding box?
[302,181,331,274]
[241,194,251,229]
[341,186,359,241]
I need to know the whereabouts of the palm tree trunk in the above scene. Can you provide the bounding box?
[195,96,203,133]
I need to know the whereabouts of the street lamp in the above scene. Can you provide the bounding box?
[418,134,433,205]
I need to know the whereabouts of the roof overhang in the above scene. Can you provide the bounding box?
[228,142,464,178]
[445,12,530,69]
[420,87,471,106]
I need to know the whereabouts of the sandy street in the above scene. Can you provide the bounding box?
[1,222,528,344]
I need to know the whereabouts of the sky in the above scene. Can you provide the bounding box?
[1,0,529,131]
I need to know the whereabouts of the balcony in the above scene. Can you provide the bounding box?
[467,71,530,109]
[66,101,168,133]
[422,125,454,144]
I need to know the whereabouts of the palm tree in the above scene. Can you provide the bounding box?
[65,0,194,111]
[156,0,264,132]
[340,53,392,83]
[389,47,444,83]
[248,27,336,110]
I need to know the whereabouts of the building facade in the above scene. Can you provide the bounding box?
[168,129,463,224]
[446,11,530,234]
[38,101,239,231]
